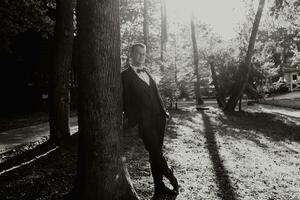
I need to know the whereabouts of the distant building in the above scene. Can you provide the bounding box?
[282,66,300,91]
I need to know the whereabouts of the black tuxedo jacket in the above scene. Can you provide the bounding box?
[121,66,168,128]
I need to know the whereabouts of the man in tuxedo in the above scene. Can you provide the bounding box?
[122,43,179,198]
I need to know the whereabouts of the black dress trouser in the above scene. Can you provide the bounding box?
[138,113,169,188]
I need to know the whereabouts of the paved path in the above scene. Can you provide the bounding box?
[258,91,300,110]
[248,104,300,119]
[0,117,78,154]
[265,91,300,100]
[178,99,300,119]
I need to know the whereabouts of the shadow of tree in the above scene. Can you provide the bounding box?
[201,111,238,200]
[219,111,300,143]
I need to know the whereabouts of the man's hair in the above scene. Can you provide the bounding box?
[130,43,146,54]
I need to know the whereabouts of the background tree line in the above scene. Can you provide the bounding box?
[2,0,299,113]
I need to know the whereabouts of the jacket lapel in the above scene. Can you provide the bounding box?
[145,71,168,114]
[128,67,167,114]
[128,67,152,97]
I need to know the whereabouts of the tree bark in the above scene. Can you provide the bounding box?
[75,0,139,199]
[174,36,178,110]
[70,35,79,109]
[209,59,226,108]
[238,97,242,112]
[191,13,203,106]
[143,0,149,50]
[224,0,265,112]
[49,0,75,144]
[160,0,167,71]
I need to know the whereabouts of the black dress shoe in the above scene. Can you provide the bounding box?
[165,168,179,192]
[154,185,178,196]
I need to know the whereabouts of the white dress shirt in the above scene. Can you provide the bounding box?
[131,65,150,85]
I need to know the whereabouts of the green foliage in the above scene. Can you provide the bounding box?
[264,0,300,63]
[214,0,300,99]
[120,0,144,64]
[120,0,161,69]
[3,0,298,107]
[0,0,55,55]
[208,46,240,97]
[154,0,299,102]
[159,64,180,107]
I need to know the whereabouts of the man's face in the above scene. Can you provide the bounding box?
[132,46,146,66]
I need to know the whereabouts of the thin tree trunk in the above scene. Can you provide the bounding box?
[174,36,178,86]
[224,0,265,112]
[297,40,300,52]
[160,0,167,71]
[191,13,203,106]
[143,0,150,65]
[70,35,79,109]
[174,35,178,110]
[143,0,149,50]
[49,0,74,144]
[209,59,225,108]
[238,97,242,112]
[75,0,139,199]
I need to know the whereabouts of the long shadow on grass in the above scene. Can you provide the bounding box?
[219,111,300,143]
[201,111,238,200]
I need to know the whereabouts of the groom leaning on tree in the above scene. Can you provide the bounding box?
[122,43,179,198]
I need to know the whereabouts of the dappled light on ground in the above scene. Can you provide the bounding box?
[1,105,299,199]
[123,105,300,199]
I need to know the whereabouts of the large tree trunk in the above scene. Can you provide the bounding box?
[160,0,167,71]
[224,0,265,112]
[49,0,75,144]
[209,58,226,108]
[75,0,139,199]
[191,14,203,106]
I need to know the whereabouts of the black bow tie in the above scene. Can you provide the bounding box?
[136,68,147,73]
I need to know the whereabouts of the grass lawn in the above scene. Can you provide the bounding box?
[0,105,300,200]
